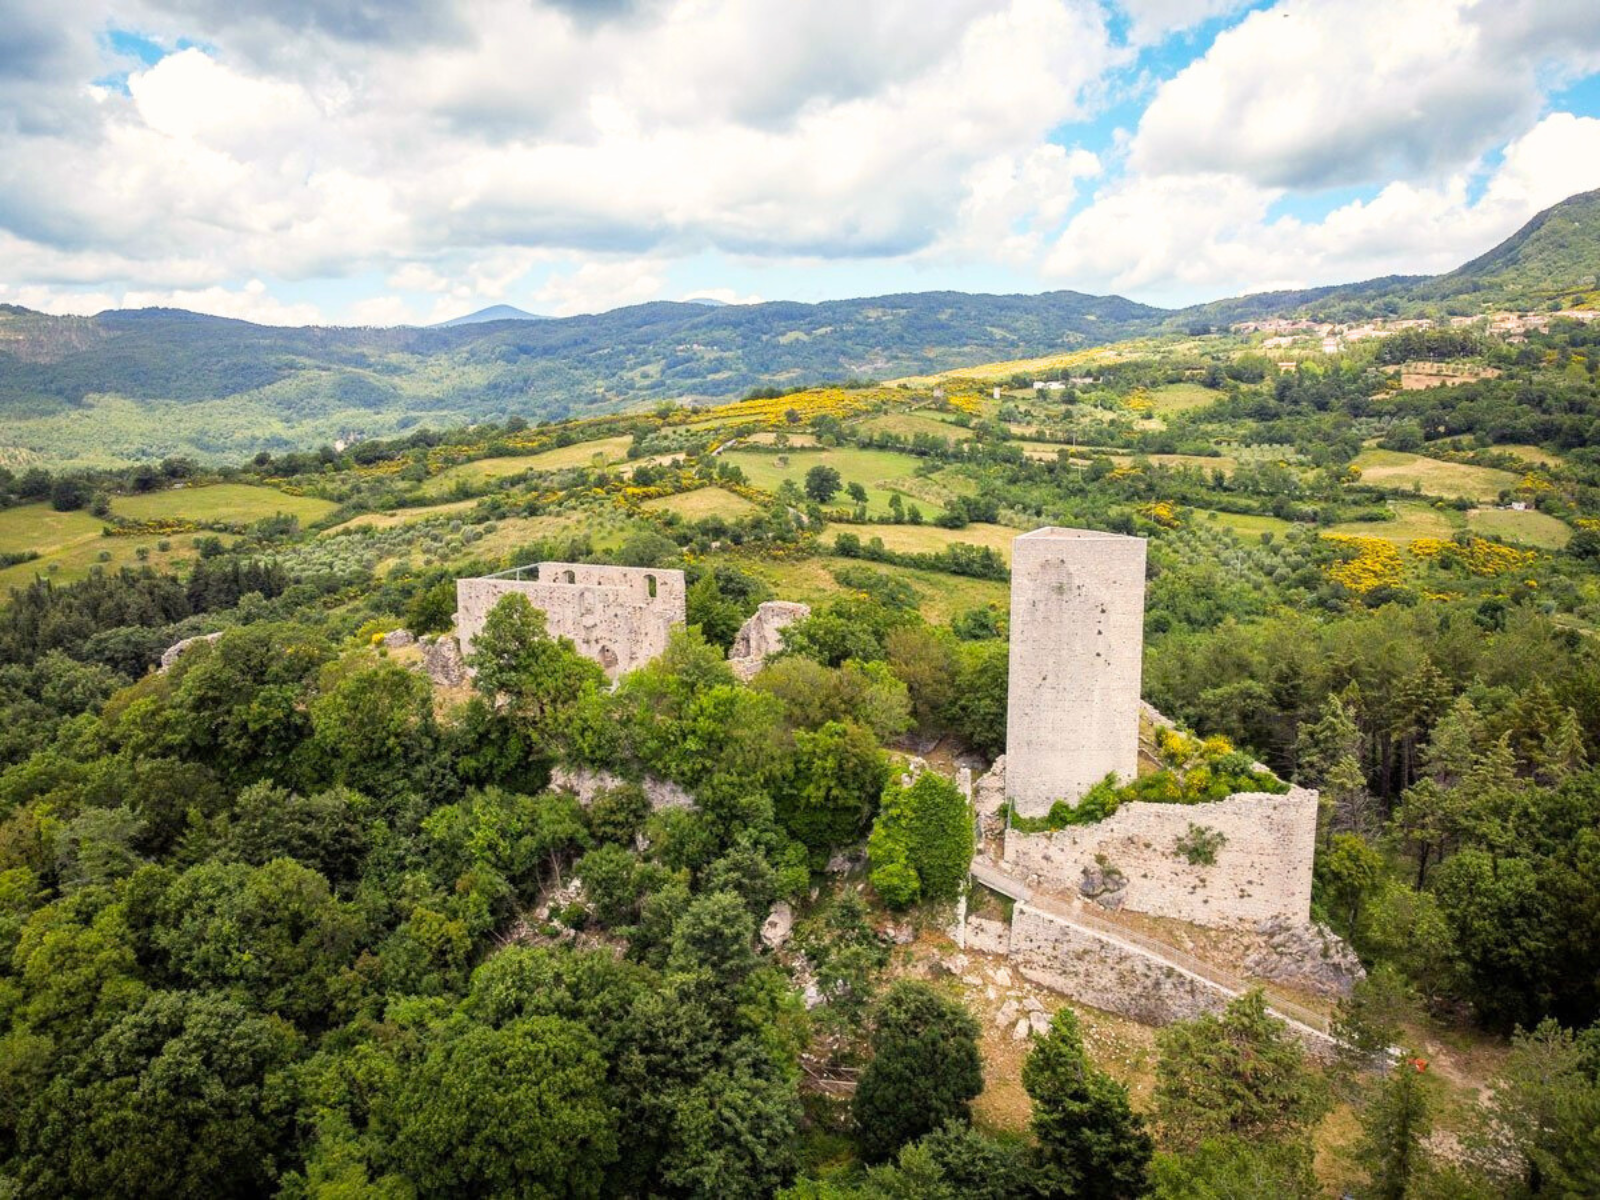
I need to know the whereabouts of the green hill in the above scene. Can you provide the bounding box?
[0,291,1160,465]
[1174,189,1600,329]
[1434,187,1600,302]
[4,189,1599,465]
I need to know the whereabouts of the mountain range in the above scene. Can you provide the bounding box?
[2,189,1596,466]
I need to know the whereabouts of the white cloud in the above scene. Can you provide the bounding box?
[0,277,324,323]
[1047,111,1600,303]
[0,0,1121,300]
[938,144,1102,265]
[345,294,425,327]
[1116,0,1252,45]
[1131,0,1600,189]
[1482,112,1600,212]
[533,258,670,316]
[0,0,1596,317]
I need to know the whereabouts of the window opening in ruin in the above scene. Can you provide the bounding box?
[564,569,576,584]
[645,574,657,598]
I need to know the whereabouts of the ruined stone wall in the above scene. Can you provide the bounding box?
[1003,787,1318,928]
[981,904,1335,1053]
[456,562,685,678]
[1008,902,1236,1024]
[727,600,810,682]
[1005,528,1147,816]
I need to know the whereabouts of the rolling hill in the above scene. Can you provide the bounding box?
[3,190,1597,466]
[431,304,547,326]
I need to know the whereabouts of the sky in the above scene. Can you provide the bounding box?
[1,0,1598,325]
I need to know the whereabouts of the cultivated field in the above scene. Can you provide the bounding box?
[0,502,241,592]
[1352,449,1518,502]
[112,483,338,526]
[1467,507,1572,548]
[719,446,945,517]
[856,412,975,442]
[323,499,480,533]
[642,488,763,521]
[424,435,634,494]
[852,521,1021,562]
[721,551,1007,625]
[1328,501,1460,543]
[1140,382,1221,415]
[1192,509,1295,538]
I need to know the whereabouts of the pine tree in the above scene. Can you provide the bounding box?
[1023,1007,1152,1199]
[1295,693,1363,788]
[1418,696,1483,791]
[1357,1059,1432,1200]
[1538,707,1588,785]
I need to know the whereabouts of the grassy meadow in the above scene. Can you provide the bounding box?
[1351,448,1519,502]
[641,488,764,521]
[719,446,946,517]
[112,483,338,526]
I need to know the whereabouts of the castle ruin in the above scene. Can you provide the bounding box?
[1005,527,1147,816]
[961,527,1347,1040]
[456,562,686,678]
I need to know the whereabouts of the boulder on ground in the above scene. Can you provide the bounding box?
[383,628,416,649]
[761,901,794,950]
[422,635,466,687]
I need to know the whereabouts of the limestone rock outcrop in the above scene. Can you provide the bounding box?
[973,756,1007,816]
[548,763,695,812]
[422,635,466,687]
[1244,917,1366,998]
[382,628,416,649]
[727,601,810,681]
[761,901,794,950]
[158,631,222,672]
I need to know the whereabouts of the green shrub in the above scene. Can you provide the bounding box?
[868,772,974,909]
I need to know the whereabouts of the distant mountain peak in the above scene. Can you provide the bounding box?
[431,304,547,327]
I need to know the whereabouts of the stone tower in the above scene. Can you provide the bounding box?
[1005,527,1147,817]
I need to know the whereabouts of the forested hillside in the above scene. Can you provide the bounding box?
[4,303,1600,1193]
[3,188,1599,468]
[0,291,1159,465]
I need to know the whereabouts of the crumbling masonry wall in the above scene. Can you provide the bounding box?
[456,562,685,678]
[1008,902,1236,1024]
[1004,528,1147,816]
[1003,787,1319,928]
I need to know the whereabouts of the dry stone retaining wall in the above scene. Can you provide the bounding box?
[456,562,685,678]
[1003,787,1318,928]
[1009,902,1239,1025]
